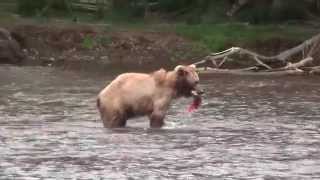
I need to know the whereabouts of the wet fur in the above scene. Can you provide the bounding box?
[97,65,199,128]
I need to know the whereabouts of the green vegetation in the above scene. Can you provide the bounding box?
[82,35,95,49]
[175,23,313,51]
[1,0,318,53]
[81,34,112,49]
[17,0,71,17]
[10,0,320,23]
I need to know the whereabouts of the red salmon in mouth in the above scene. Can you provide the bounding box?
[188,90,203,112]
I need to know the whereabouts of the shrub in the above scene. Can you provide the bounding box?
[17,0,47,16]
[17,0,70,17]
[270,1,307,22]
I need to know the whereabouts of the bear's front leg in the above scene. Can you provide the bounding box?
[150,96,171,128]
[149,110,166,128]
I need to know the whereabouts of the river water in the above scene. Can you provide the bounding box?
[0,65,320,180]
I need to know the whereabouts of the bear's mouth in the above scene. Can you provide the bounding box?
[188,88,203,112]
[190,86,204,97]
[176,81,204,98]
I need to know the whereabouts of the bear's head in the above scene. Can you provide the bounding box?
[174,64,203,98]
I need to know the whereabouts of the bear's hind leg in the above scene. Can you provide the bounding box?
[110,114,127,128]
[149,111,165,128]
[99,106,126,128]
[104,111,127,128]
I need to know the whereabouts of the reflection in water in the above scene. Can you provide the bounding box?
[0,65,320,179]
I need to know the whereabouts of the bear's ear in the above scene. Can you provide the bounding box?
[174,65,186,76]
[189,64,196,69]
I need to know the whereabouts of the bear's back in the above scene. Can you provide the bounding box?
[99,73,156,104]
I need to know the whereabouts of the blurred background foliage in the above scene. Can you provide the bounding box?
[11,0,320,24]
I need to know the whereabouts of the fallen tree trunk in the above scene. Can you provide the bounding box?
[193,32,320,75]
[197,67,305,76]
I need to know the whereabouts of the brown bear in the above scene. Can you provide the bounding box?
[97,64,203,128]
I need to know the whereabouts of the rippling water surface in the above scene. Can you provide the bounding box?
[1,65,320,179]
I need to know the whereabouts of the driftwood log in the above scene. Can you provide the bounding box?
[192,32,320,75]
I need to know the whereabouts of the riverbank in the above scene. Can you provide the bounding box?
[1,16,318,71]
[1,0,320,72]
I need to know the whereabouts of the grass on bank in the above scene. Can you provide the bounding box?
[175,23,314,52]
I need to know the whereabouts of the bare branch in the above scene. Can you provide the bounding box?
[192,32,320,76]
[277,33,320,61]
[282,57,313,70]
[254,56,272,70]
[193,33,320,65]
[218,57,228,68]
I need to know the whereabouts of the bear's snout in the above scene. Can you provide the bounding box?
[196,87,204,95]
[191,85,204,96]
